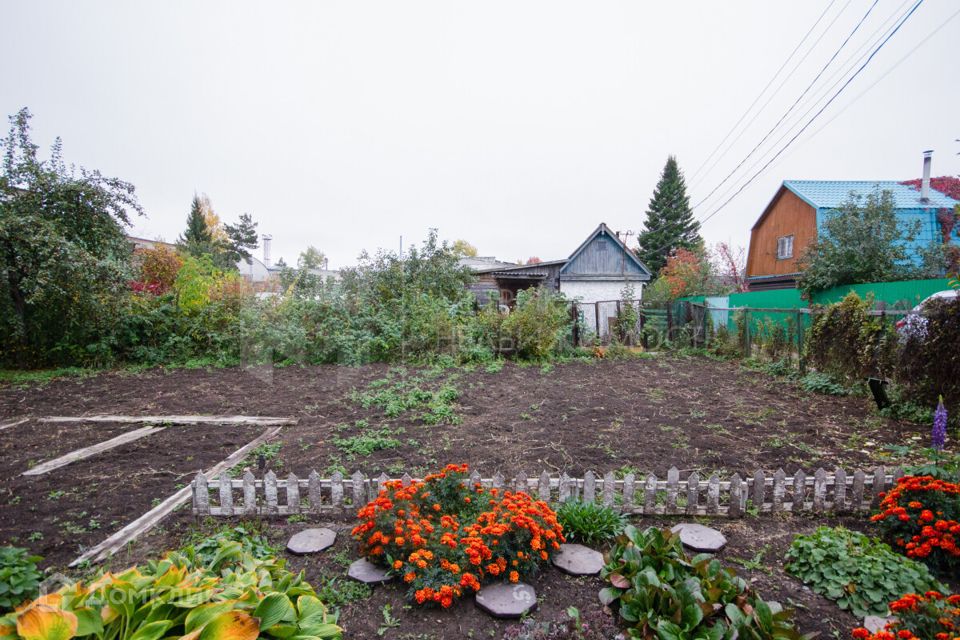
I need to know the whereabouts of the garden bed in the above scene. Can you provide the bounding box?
[0,423,262,569]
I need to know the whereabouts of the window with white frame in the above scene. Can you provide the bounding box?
[776,235,794,260]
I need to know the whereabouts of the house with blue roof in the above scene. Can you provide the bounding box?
[745,167,959,290]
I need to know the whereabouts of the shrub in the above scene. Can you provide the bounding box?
[501,289,572,360]
[851,591,960,640]
[799,371,849,396]
[784,527,944,617]
[899,294,960,412]
[185,525,277,566]
[808,293,897,383]
[555,500,625,547]
[600,526,804,639]
[0,546,42,612]
[0,540,342,638]
[351,464,564,608]
[871,475,960,577]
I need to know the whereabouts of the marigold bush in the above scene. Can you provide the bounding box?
[351,464,565,608]
[871,475,960,576]
[851,591,960,640]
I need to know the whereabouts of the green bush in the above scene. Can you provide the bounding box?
[898,294,960,412]
[807,293,896,383]
[798,372,849,396]
[784,526,944,617]
[501,289,572,360]
[0,546,42,611]
[555,500,626,547]
[600,526,804,639]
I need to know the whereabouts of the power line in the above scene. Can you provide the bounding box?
[698,0,915,213]
[691,0,881,212]
[688,0,839,185]
[693,0,925,232]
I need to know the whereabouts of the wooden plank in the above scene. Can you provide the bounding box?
[686,472,699,515]
[602,471,616,506]
[813,468,827,512]
[308,470,322,511]
[706,474,720,515]
[286,473,300,513]
[666,467,679,512]
[71,426,282,567]
[583,471,596,503]
[23,426,164,476]
[40,414,297,426]
[538,471,551,502]
[834,468,847,513]
[772,469,786,513]
[729,474,743,517]
[218,473,233,516]
[331,471,344,507]
[852,469,865,511]
[243,471,257,515]
[0,417,29,432]
[558,473,572,503]
[645,474,657,514]
[622,473,636,511]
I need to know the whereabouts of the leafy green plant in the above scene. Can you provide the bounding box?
[186,525,277,566]
[0,540,341,639]
[332,429,402,458]
[798,372,849,396]
[555,500,626,547]
[0,546,42,611]
[784,526,944,617]
[601,526,806,639]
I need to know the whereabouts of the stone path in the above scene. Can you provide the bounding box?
[475,582,537,619]
[286,528,336,554]
[671,523,727,552]
[552,543,604,575]
[348,558,392,584]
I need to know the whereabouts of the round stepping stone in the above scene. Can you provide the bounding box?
[670,523,727,552]
[286,528,336,554]
[863,616,896,633]
[347,558,392,584]
[475,582,537,619]
[552,543,604,575]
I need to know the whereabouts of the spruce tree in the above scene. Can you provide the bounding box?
[637,156,702,274]
[178,194,214,257]
[224,213,259,264]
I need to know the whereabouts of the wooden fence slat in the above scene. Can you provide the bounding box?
[350,471,364,506]
[729,474,742,517]
[469,470,481,488]
[645,474,657,514]
[559,473,572,503]
[243,470,256,515]
[287,473,300,513]
[515,469,528,494]
[264,471,278,515]
[666,467,679,512]
[852,470,865,511]
[794,469,806,512]
[834,467,847,513]
[872,467,886,506]
[623,473,636,510]
[603,471,616,507]
[538,471,551,502]
[686,472,699,515]
[331,471,344,507]
[752,470,765,510]
[492,472,504,493]
[583,471,596,503]
[707,474,720,515]
[218,473,233,516]
[194,473,209,514]
[308,470,322,511]
[401,473,412,487]
[772,469,785,513]
[813,468,827,512]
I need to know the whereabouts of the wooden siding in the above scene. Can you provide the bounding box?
[746,188,818,278]
[563,231,646,279]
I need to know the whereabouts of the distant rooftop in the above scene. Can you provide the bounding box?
[784,180,959,210]
[459,256,520,272]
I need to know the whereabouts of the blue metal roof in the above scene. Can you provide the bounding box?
[783,180,959,210]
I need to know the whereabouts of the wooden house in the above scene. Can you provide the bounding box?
[746,174,959,291]
[464,223,652,334]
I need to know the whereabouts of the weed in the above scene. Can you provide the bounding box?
[377,604,401,636]
[333,429,403,458]
[729,545,772,574]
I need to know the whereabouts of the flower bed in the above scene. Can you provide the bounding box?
[871,475,960,576]
[852,591,960,640]
[351,464,565,608]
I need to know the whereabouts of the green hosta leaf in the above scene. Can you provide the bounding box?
[185,602,237,633]
[253,594,294,631]
[128,621,174,640]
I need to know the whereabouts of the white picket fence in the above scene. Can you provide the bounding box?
[191,466,902,517]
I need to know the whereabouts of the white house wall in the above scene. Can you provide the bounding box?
[560,280,644,336]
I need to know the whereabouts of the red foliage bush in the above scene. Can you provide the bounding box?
[351,464,564,608]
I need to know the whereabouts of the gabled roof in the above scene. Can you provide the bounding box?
[751,180,960,231]
[560,222,652,277]
[784,180,959,210]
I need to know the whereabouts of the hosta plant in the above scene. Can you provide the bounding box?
[0,547,42,612]
[352,463,565,608]
[784,527,944,617]
[870,474,960,576]
[0,540,341,640]
[600,526,808,640]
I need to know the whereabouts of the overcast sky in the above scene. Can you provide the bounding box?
[2,1,958,268]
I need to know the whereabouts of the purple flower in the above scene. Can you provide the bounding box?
[932,396,947,452]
